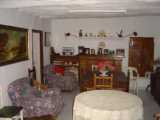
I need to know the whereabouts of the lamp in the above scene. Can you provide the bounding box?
[117,29,138,38]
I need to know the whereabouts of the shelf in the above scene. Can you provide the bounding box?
[65,35,121,41]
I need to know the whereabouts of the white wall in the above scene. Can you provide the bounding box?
[0,9,51,106]
[51,16,160,72]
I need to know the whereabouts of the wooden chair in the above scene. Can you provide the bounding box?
[28,66,36,86]
[0,85,23,120]
[93,74,113,89]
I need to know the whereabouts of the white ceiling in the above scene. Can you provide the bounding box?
[0,0,160,19]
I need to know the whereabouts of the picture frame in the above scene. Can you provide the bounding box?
[85,48,90,55]
[103,49,109,55]
[90,49,95,55]
[97,48,103,55]
[62,47,74,56]
[0,24,28,66]
[45,32,51,46]
[116,49,125,57]
[78,46,85,55]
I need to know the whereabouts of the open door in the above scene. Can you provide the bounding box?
[32,30,44,84]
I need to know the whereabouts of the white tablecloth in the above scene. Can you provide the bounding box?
[73,90,143,120]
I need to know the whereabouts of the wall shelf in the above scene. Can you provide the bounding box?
[65,35,121,41]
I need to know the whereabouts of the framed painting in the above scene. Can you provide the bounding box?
[0,24,28,66]
[116,49,125,57]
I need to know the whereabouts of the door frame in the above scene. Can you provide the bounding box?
[32,30,44,84]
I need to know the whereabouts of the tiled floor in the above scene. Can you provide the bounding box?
[57,88,160,120]
[139,90,160,120]
[57,89,79,120]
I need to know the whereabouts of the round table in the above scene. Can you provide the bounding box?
[73,90,143,120]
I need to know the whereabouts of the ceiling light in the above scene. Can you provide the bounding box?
[69,9,127,13]
[137,0,160,2]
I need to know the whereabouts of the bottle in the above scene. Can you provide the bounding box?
[79,29,83,37]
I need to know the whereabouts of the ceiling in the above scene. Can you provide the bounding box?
[0,0,160,19]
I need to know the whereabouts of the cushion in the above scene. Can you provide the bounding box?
[52,65,64,75]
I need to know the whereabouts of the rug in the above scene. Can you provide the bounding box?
[24,115,56,120]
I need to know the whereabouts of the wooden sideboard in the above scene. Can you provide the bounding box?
[79,55,121,83]
[51,55,129,92]
[79,55,128,92]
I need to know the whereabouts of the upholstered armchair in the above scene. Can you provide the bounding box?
[8,77,64,118]
[44,64,78,91]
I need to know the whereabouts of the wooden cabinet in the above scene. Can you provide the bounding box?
[129,37,154,76]
[93,74,113,89]
[79,55,128,92]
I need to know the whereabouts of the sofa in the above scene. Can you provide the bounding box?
[8,77,64,117]
[44,64,78,91]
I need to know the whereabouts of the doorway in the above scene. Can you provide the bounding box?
[32,30,44,84]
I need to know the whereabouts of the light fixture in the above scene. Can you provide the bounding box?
[69,9,127,13]
[117,29,138,38]
[137,0,159,2]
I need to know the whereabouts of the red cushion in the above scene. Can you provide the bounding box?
[52,65,64,75]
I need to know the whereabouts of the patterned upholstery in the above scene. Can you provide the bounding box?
[44,64,78,91]
[8,77,64,117]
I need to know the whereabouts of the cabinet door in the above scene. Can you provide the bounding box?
[129,37,143,75]
[129,37,154,76]
[142,37,154,73]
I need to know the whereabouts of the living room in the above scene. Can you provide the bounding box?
[0,0,160,120]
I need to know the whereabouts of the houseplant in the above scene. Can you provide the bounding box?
[95,60,115,76]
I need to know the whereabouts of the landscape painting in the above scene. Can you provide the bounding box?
[0,25,28,66]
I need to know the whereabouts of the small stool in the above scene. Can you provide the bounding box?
[24,115,55,120]
[0,106,23,120]
[0,85,23,120]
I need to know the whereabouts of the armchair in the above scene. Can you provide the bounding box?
[44,64,78,91]
[8,77,64,118]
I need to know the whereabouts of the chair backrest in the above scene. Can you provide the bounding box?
[0,85,3,108]
[128,67,139,80]
[93,74,113,89]
[145,71,151,79]
[28,66,36,86]
[28,66,36,80]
